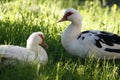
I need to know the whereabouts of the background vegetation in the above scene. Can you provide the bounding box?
[0,0,120,80]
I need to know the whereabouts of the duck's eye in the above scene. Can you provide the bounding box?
[66,12,73,17]
[64,11,73,20]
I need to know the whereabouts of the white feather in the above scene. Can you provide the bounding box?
[0,32,48,64]
[59,8,120,59]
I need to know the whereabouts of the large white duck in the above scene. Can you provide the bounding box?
[0,32,48,64]
[58,8,120,59]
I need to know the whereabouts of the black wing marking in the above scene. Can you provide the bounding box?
[105,48,120,53]
[97,31,120,46]
[77,31,89,39]
[97,31,120,53]
[77,30,103,48]
[94,39,102,48]
[83,31,120,47]
[77,30,120,53]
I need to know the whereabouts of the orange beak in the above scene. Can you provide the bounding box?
[42,41,48,48]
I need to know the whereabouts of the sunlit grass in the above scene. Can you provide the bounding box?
[0,0,120,80]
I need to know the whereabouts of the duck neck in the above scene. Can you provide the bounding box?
[26,44,39,52]
[62,21,82,46]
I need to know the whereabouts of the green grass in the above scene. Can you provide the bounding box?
[0,0,120,80]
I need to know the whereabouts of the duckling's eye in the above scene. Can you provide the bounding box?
[39,34,44,41]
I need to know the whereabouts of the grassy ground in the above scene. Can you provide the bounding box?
[0,0,120,80]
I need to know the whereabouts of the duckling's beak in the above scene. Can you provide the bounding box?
[42,41,48,48]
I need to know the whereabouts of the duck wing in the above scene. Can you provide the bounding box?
[77,30,120,53]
